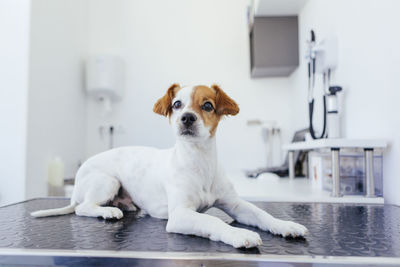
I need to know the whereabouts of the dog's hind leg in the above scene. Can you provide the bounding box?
[111,187,137,212]
[74,173,124,219]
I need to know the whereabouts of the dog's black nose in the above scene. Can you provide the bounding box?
[181,112,197,127]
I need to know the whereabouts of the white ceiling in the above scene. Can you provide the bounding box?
[254,0,307,16]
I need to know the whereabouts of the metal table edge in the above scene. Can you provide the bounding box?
[0,248,399,265]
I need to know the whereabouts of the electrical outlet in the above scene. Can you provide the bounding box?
[113,124,126,134]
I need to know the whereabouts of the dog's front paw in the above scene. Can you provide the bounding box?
[267,219,308,237]
[225,228,263,248]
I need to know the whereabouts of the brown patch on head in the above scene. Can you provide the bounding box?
[153,83,181,116]
[191,84,239,136]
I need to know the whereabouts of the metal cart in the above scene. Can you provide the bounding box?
[284,139,388,197]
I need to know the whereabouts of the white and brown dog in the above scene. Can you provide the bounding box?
[31,84,308,248]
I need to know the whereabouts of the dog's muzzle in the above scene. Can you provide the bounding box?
[181,112,197,127]
[180,112,197,136]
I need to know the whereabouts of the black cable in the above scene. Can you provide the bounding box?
[308,29,327,139]
[309,95,327,139]
[312,58,316,75]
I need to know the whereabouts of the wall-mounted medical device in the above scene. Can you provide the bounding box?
[326,86,342,138]
[247,119,282,168]
[305,30,342,139]
[308,35,338,74]
[86,55,125,113]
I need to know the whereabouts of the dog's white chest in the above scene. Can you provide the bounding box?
[194,181,217,212]
[198,195,216,212]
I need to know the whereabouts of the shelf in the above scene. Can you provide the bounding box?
[283,138,388,151]
[228,171,384,204]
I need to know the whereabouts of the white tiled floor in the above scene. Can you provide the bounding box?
[227,171,384,204]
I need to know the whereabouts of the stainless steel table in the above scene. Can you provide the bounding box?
[0,198,399,266]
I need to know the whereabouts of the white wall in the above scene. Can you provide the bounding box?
[86,0,293,171]
[4,0,397,205]
[26,0,88,198]
[289,0,400,205]
[0,0,31,206]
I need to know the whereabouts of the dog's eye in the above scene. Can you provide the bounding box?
[202,102,214,112]
[173,100,182,109]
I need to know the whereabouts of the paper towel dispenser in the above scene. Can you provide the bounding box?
[86,55,124,113]
[86,55,124,101]
[249,16,299,77]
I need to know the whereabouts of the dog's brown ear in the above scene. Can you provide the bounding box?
[212,84,239,116]
[153,83,180,116]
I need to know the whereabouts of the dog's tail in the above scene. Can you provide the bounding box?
[30,202,78,218]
